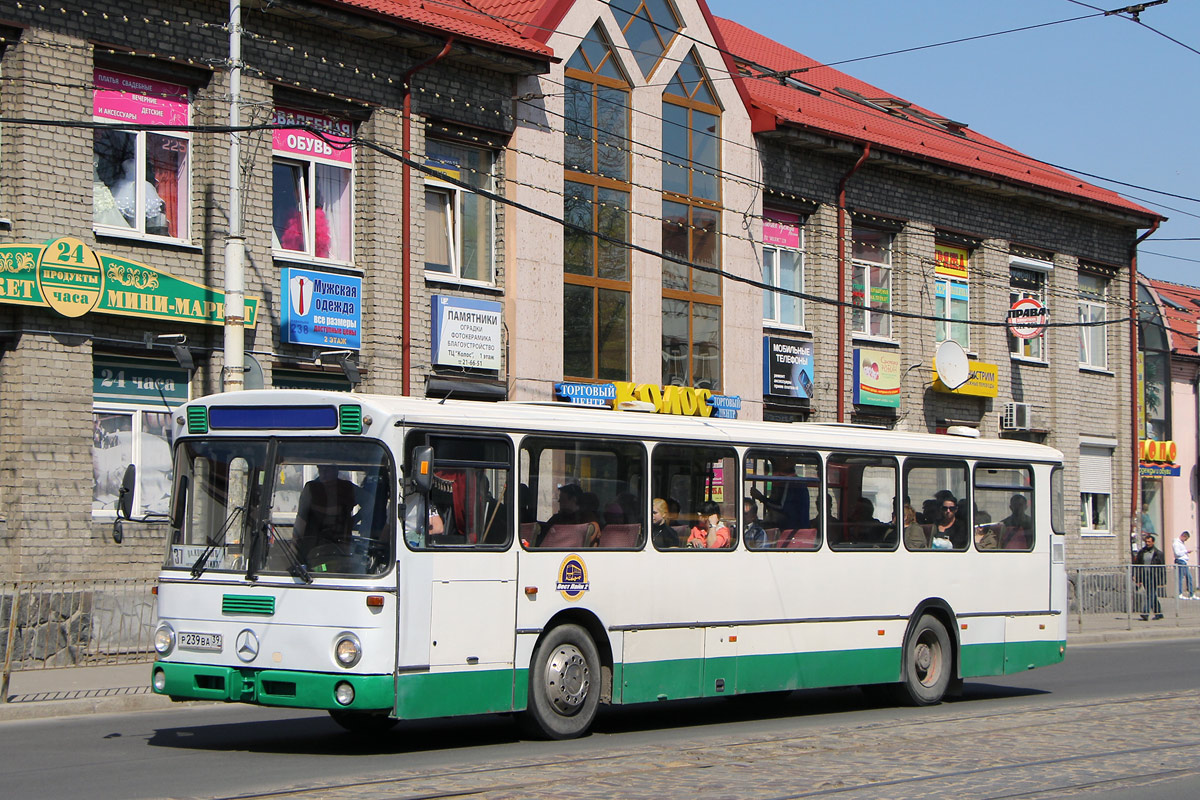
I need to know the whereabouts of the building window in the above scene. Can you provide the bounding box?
[763,211,803,328]
[934,242,970,349]
[93,69,190,241]
[1009,258,1051,360]
[272,107,353,264]
[92,356,189,517]
[851,226,893,338]
[1080,444,1113,535]
[424,139,495,283]
[662,49,722,390]
[609,0,681,80]
[563,25,631,380]
[1078,272,1108,369]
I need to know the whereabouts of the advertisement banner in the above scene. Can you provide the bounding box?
[432,295,502,370]
[94,69,188,126]
[763,210,801,249]
[932,359,999,398]
[273,107,353,165]
[853,347,901,408]
[935,243,969,279]
[0,239,258,327]
[763,336,814,399]
[280,268,361,349]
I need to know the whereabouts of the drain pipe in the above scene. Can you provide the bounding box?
[836,143,871,422]
[1130,218,1160,550]
[400,39,454,396]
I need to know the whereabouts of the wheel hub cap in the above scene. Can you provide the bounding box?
[546,644,590,715]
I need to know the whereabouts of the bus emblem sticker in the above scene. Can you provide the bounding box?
[556,554,589,601]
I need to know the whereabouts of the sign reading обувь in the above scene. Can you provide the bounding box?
[0,237,259,327]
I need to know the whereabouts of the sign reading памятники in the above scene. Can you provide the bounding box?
[431,295,502,370]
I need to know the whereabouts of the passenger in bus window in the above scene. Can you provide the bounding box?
[750,457,809,530]
[295,464,359,561]
[687,501,731,549]
[902,500,929,550]
[579,491,603,546]
[933,492,967,550]
[743,497,768,549]
[1000,494,1033,549]
[651,498,678,548]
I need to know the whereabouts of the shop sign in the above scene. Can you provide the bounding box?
[935,244,969,279]
[555,381,741,419]
[1007,297,1048,339]
[1140,439,1178,464]
[763,336,813,399]
[0,239,259,327]
[94,356,189,406]
[853,348,901,408]
[763,211,801,249]
[431,295,501,370]
[1140,463,1181,478]
[94,69,188,126]
[932,359,999,397]
[280,268,361,349]
[273,107,353,165]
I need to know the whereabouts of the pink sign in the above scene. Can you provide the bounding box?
[273,108,353,165]
[93,69,189,126]
[763,211,801,249]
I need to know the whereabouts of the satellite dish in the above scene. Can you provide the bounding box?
[935,340,970,390]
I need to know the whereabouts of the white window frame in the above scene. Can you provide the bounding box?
[1008,257,1052,361]
[851,228,893,339]
[271,155,354,266]
[92,403,178,519]
[1079,440,1114,536]
[423,140,497,286]
[763,221,804,330]
[934,276,970,350]
[92,72,191,244]
[1078,272,1108,370]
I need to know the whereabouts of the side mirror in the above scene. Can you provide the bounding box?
[117,464,136,520]
[411,446,434,494]
[170,475,189,529]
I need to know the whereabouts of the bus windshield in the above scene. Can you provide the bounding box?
[167,438,395,577]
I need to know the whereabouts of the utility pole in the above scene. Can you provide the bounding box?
[223,0,246,392]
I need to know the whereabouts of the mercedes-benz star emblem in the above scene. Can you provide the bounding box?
[235,629,259,663]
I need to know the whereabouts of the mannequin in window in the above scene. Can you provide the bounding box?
[111,158,169,235]
[279,205,331,258]
[93,155,128,228]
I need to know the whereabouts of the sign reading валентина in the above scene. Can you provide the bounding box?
[0,237,259,327]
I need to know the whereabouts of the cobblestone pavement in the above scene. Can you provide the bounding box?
[211,689,1200,800]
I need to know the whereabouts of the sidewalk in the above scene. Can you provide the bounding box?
[1,616,1196,723]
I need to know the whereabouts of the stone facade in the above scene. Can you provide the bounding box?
[0,1,547,582]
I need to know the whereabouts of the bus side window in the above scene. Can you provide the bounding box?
[974,464,1035,552]
[903,458,969,552]
[651,443,738,551]
[404,434,513,550]
[828,454,898,551]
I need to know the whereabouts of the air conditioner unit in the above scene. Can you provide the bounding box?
[1001,402,1033,431]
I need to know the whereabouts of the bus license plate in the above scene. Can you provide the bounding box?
[179,631,223,652]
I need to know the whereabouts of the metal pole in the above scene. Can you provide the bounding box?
[223,0,246,392]
[2,589,21,702]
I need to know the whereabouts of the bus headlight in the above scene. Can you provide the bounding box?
[334,633,362,668]
[154,623,176,656]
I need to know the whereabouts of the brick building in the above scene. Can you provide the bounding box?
[0,0,550,582]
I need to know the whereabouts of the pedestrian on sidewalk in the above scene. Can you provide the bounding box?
[1134,533,1166,620]
[1174,530,1195,599]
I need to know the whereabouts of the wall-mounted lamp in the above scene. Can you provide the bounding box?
[315,349,361,387]
[171,345,194,371]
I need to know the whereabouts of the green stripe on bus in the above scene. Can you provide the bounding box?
[152,662,393,711]
[396,668,520,719]
[959,640,1064,677]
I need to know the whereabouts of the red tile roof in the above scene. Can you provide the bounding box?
[322,0,553,58]
[1147,278,1200,355]
[715,17,1158,221]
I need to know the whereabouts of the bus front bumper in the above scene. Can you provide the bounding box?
[151,662,394,712]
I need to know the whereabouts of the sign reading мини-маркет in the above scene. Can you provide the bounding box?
[0,237,259,326]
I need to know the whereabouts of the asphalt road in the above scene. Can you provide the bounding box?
[3,638,1199,800]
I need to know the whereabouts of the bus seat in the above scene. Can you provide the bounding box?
[598,523,641,548]
[671,525,690,545]
[761,528,780,548]
[788,528,818,549]
[1003,531,1028,550]
[519,522,540,546]
[539,523,589,549]
[775,529,795,548]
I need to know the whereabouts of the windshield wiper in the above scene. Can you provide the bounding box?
[264,522,313,584]
[191,505,244,579]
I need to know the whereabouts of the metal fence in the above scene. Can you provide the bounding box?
[1,578,157,698]
[1070,564,1200,630]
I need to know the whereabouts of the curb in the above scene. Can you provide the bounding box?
[0,688,182,722]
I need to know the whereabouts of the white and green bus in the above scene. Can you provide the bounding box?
[150,389,1067,737]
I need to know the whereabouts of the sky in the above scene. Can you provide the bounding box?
[705,0,1199,287]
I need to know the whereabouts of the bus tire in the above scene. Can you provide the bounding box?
[521,623,600,739]
[898,614,952,706]
[328,709,398,734]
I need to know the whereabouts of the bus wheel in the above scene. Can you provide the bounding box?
[899,614,952,706]
[521,624,600,739]
[328,709,398,734]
